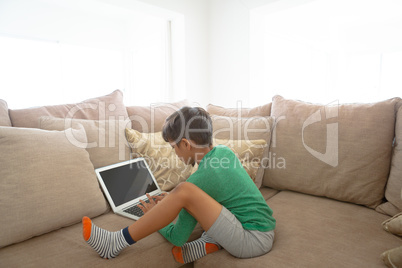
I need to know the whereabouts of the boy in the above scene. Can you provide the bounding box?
[82,106,276,263]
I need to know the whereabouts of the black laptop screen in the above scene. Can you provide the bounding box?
[99,161,158,207]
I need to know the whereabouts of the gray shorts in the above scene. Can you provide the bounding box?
[206,206,275,259]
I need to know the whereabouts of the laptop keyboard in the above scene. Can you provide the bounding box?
[123,195,162,217]
[123,203,146,217]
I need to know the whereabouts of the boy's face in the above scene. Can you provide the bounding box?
[169,139,195,166]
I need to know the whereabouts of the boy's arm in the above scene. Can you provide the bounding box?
[158,209,198,247]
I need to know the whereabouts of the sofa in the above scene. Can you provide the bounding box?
[1,90,401,267]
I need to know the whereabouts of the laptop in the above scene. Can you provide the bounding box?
[95,158,164,220]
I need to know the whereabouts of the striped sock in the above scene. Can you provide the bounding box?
[172,232,221,264]
[82,216,135,259]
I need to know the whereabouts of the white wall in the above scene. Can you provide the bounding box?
[132,0,277,108]
[137,0,210,106]
[208,0,249,107]
[136,0,279,108]
[207,0,277,107]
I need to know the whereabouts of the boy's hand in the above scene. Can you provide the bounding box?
[138,193,168,214]
[155,192,168,202]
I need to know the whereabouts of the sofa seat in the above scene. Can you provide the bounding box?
[0,212,202,268]
[259,187,280,201]
[194,190,402,268]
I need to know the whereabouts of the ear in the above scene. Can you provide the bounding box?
[181,138,192,150]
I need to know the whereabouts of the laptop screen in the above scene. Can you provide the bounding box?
[98,160,158,207]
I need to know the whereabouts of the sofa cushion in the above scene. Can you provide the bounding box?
[40,117,131,169]
[212,115,273,188]
[377,105,402,216]
[264,95,400,208]
[382,213,402,236]
[212,115,273,141]
[206,103,272,117]
[9,90,128,128]
[382,246,402,268]
[0,126,108,248]
[259,186,280,201]
[126,100,190,133]
[194,191,402,267]
[0,212,202,267]
[0,99,11,126]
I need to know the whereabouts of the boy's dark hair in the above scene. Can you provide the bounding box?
[162,106,213,147]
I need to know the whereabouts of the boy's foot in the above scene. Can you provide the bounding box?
[172,232,221,263]
[82,216,134,259]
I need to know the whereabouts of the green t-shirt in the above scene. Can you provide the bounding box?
[158,145,276,246]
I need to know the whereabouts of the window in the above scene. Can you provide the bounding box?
[0,36,126,108]
[250,0,402,105]
[0,0,183,109]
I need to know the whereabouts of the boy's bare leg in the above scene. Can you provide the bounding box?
[82,182,222,259]
[129,182,221,241]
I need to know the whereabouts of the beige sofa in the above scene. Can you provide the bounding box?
[1,90,401,267]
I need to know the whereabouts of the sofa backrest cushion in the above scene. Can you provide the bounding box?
[0,126,108,248]
[126,100,190,133]
[263,95,400,208]
[9,90,128,128]
[39,117,131,169]
[0,99,11,126]
[206,103,272,117]
[211,115,273,141]
[376,105,402,215]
